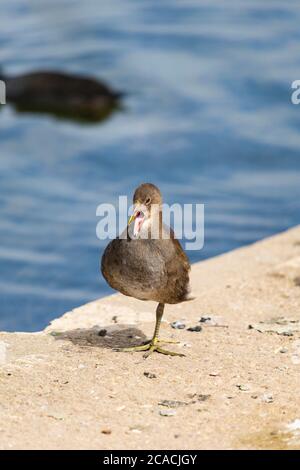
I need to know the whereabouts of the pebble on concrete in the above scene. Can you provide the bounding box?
[187,325,202,332]
[144,372,157,379]
[171,321,186,329]
[98,329,107,337]
[159,409,176,417]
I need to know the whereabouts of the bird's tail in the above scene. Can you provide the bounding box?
[183,282,196,302]
[184,292,196,302]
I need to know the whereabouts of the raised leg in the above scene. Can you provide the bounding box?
[115,303,185,358]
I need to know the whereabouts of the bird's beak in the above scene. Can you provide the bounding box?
[128,202,142,225]
[128,213,136,225]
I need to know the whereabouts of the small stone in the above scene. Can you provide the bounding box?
[199,316,214,324]
[209,372,219,377]
[159,409,176,417]
[197,394,211,402]
[199,316,228,327]
[286,419,300,433]
[144,372,157,379]
[98,329,107,337]
[236,384,250,392]
[158,400,188,408]
[171,321,186,329]
[101,429,112,435]
[187,325,202,332]
[261,393,274,403]
[279,347,288,353]
[187,393,211,403]
[112,316,118,323]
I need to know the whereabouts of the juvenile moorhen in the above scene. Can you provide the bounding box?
[101,183,193,357]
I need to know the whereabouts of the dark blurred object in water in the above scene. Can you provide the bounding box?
[2,70,122,123]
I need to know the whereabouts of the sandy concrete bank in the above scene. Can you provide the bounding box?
[1,226,300,449]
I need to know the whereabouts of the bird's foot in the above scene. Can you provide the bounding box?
[115,338,184,358]
[157,338,180,344]
[143,343,185,358]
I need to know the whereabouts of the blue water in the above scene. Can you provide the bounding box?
[1,0,300,331]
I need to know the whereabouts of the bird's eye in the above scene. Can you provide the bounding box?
[136,211,144,218]
[145,197,151,205]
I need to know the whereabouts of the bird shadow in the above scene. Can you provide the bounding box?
[51,324,148,350]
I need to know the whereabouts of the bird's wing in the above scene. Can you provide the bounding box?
[155,226,191,303]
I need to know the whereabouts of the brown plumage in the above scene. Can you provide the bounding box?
[101,183,193,357]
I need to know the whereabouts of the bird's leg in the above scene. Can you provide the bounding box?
[143,303,184,358]
[116,303,184,358]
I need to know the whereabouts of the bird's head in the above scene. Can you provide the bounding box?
[128,183,162,238]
